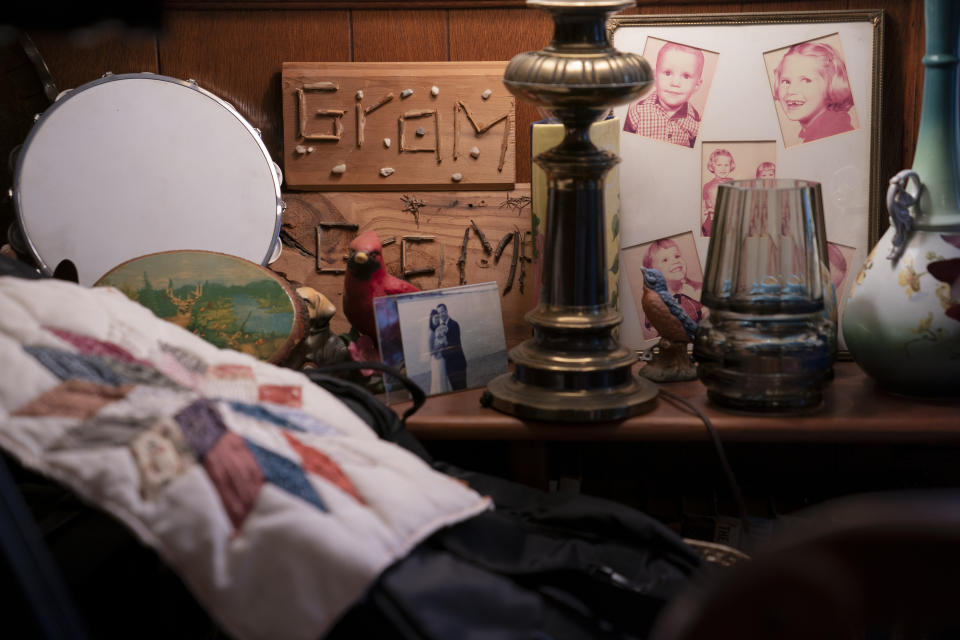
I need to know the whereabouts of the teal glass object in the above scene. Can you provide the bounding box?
[842,0,960,397]
[694,179,834,412]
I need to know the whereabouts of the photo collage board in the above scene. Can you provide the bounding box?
[611,12,882,352]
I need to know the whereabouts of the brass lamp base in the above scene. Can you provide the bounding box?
[488,0,656,423]
[483,306,658,422]
[484,370,658,422]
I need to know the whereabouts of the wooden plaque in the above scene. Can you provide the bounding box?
[267,186,536,350]
[282,62,516,191]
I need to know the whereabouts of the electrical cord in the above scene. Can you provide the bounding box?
[305,360,425,425]
[657,388,751,537]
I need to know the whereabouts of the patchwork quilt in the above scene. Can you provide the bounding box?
[0,276,490,640]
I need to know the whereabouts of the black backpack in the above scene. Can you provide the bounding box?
[306,364,702,640]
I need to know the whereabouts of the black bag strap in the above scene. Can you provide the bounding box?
[304,361,426,426]
[0,455,88,639]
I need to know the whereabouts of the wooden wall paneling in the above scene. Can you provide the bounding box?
[633,3,743,14]
[27,30,159,91]
[158,10,351,164]
[449,8,553,184]
[849,0,923,187]
[168,1,529,7]
[447,8,552,62]
[744,0,850,11]
[351,10,448,62]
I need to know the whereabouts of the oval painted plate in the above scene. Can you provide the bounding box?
[95,250,305,364]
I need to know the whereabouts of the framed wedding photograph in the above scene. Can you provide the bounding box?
[373,281,509,403]
[610,11,884,353]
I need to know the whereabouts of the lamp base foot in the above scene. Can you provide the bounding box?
[483,373,658,422]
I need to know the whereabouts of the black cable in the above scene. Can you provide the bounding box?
[306,361,425,425]
[658,388,751,537]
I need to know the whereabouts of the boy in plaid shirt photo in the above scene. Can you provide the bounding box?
[624,41,705,148]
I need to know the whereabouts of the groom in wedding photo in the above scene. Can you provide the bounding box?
[436,303,467,390]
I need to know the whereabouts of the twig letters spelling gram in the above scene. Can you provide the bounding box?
[282,62,516,190]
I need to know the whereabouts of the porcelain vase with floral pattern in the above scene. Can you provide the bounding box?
[842,0,960,396]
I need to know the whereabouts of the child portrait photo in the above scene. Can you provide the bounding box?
[373,282,508,402]
[700,141,777,237]
[623,37,719,149]
[623,231,705,341]
[611,15,879,351]
[764,33,860,148]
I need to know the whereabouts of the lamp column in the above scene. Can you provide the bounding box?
[484,0,658,421]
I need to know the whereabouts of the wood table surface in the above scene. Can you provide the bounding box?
[394,362,960,444]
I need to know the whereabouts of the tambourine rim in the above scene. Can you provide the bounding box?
[12,72,284,278]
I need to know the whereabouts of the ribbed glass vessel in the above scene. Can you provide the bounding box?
[694,179,833,412]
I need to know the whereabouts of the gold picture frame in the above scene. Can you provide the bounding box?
[609,11,884,353]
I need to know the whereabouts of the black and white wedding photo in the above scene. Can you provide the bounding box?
[375,282,508,400]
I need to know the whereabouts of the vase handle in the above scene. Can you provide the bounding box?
[885,169,922,261]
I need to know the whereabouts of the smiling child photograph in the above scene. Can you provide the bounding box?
[764,33,860,147]
[699,140,777,237]
[623,37,719,148]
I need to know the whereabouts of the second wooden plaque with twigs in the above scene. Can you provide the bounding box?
[267,185,536,348]
[281,62,516,190]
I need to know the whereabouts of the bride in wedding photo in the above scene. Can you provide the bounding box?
[428,308,451,394]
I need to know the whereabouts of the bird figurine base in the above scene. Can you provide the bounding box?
[290,286,384,393]
[287,287,349,369]
[639,339,698,382]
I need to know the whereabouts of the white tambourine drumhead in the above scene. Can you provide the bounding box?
[13,73,283,285]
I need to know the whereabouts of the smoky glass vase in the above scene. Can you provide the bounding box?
[693,179,834,412]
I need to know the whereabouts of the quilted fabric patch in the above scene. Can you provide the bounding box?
[0,277,490,640]
[203,431,266,529]
[13,379,134,419]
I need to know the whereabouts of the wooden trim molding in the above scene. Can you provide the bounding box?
[164,1,530,9]
[162,0,800,7]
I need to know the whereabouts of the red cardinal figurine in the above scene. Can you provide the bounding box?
[343,230,419,345]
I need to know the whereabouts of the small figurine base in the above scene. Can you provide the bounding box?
[638,339,697,382]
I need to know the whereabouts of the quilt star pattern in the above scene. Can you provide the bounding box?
[0,276,489,640]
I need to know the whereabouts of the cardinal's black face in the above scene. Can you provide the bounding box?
[347,248,382,280]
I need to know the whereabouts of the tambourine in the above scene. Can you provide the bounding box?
[13,73,284,286]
